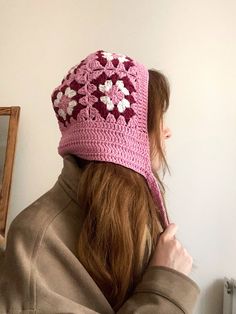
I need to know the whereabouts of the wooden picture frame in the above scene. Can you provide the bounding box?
[0,106,20,238]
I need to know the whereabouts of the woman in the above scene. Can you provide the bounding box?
[0,50,200,313]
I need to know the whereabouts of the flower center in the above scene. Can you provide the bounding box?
[106,85,124,105]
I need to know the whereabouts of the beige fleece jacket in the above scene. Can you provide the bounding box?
[0,154,200,313]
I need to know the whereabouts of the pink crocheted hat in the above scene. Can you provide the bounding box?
[51,49,170,230]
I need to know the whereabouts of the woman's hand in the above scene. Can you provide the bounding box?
[148,223,193,276]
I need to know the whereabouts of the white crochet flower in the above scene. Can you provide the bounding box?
[99,80,113,93]
[102,52,114,61]
[117,55,129,63]
[99,79,130,113]
[116,80,130,96]
[66,100,77,115]
[100,96,115,111]
[54,87,77,120]
[117,98,130,113]
[102,52,129,63]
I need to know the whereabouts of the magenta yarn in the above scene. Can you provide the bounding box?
[51,49,170,230]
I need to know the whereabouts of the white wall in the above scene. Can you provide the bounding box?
[1,1,236,313]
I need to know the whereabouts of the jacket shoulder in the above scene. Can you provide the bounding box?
[8,181,71,236]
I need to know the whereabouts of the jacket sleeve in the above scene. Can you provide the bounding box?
[116,265,200,314]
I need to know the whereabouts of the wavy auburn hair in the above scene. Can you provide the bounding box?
[75,69,171,311]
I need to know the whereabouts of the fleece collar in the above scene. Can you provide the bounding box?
[57,154,83,205]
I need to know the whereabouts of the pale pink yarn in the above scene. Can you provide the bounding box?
[51,49,170,229]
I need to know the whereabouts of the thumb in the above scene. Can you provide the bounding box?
[161,223,178,239]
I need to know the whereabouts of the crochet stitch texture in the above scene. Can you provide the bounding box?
[51,49,170,229]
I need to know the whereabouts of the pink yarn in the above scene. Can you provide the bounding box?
[51,49,170,230]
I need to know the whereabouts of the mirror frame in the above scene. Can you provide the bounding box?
[0,106,20,237]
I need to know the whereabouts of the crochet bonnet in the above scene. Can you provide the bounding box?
[51,49,170,230]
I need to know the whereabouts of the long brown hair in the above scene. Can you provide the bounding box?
[75,69,171,311]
